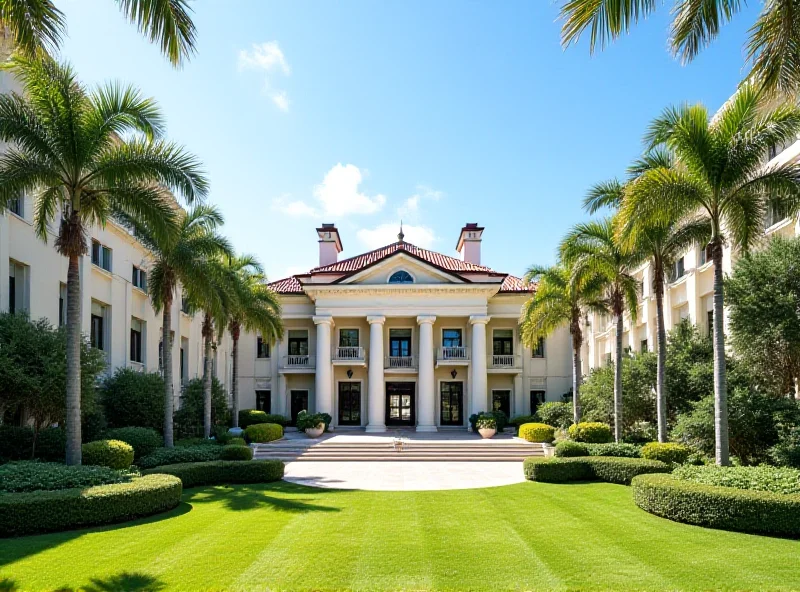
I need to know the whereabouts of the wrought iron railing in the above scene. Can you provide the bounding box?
[333,346,365,361]
[437,346,469,361]
[282,354,315,368]
[385,355,417,369]
[489,354,521,369]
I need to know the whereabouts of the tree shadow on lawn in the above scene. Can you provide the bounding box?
[182,481,342,514]
[49,571,166,592]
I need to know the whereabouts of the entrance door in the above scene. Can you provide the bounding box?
[440,382,463,426]
[492,390,511,418]
[290,390,309,426]
[338,382,361,426]
[386,382,415,426]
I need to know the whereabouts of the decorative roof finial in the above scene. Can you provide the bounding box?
[398,220,405,242]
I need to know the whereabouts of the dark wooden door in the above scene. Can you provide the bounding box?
[290,390,308,425]
[338,382,361,426]
[440,382,463,426]
[386,382,415,426]
[492,390,511,418]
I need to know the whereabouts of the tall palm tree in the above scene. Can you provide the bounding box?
[520,262,605,424]
[0,56,207,464]
[618,84,800,464]
[561,218,640,442]
[116,205,232,447]
[0,0,197,66]
[559,0,800,94]
[221,255,283,429]
[585,154,712,442]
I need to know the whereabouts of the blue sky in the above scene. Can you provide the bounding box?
[58,0,758,280]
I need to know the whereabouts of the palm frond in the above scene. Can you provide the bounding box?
[116,0,197,67]
[584,179,624,214]
[745,0,800,95]
[670,0,744,63]
[559,0,659,53]
[0,0,65,56]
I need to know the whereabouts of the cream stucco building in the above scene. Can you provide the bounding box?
[236,223,572,431]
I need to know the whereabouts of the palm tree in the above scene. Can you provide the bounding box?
[520,262,605,424]
[561,218,640,442]
[220,255,283,429]
[116,205,232,447]
[585,154,712,442]
[618,84,800,464]
[559,0,800,94]
[0,56,207,464]
[0,0,196,66]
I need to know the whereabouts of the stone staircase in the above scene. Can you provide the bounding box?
[253,439,546,462]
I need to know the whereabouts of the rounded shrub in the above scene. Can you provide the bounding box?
[568,422,613,443]
[555,441,589,457]
[81,440,134,470]
[228,437,246,447]
[142,460,284,489]
[537,402,573,429]
[641,442,692,465]
[238,409,269,429]
[137,444,223,469]
[103,427,162,461]
[245,423,283,443]
[519,423,555,443]
[524,456,669,485]
[220,445,254,461]
[0,474,182,537]
[632,473,800,537]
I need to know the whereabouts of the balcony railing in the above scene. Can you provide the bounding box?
[333,346,365,362]
[437,346,469,361]
[386,355,417,369]
[489,354,522,369]
[281,354,315,369]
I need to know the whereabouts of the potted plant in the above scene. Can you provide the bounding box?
[476,413,497,439]
[296,410,326,438]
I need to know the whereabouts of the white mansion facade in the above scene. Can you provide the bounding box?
[236,224,572,431]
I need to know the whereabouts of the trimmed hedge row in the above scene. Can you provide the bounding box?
[0,474,182,537]
[239,410,290,429]
[103,427,162,461]
[641,442,692,464]
[632,473,800,537]
[524,456,670,485]
[137,444,224,469]
[143,460,284,489]
[554,441,642,458]
[220,445,254,461]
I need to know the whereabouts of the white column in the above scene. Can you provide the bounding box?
[416,315,437,432]
[314,316,333,417]
[469,315,490,417]
[366,315,386,432]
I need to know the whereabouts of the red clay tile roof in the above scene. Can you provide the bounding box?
[268,241,532,295]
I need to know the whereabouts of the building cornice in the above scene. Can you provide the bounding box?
[302,283,501,300]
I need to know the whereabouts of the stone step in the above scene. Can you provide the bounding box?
[254,454,539,462]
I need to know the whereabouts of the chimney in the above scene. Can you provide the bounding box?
[317,223,343,267]
[456,223,484,265]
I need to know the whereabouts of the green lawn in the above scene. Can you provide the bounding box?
[1,481,799,591]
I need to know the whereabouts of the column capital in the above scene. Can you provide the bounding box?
[367,315,386,325]
[416,315,436,325]
[469,315,491,325]
[312,315,334,326]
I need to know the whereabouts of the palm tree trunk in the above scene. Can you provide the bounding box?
[162,300,174,448]
[654,267,667,443]
[65,254,82,465]
[572,340,582,424]
[202,313,213,439]
[614,311,624,443]
[231,327,240,429]
[712,242,730,465]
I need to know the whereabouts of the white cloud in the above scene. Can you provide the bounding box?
[397,185,444,219]
[238,41,290,74]
[272,194,317,217]
[271,91,290,112]
[313,164,386,216]
[357,222,437,249]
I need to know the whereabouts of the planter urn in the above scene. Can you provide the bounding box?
[478,427,496,439]
[305,423,325,438]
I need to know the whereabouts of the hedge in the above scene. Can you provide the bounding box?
[0,462,129,493]
[0,426,65,463]
[554,441,589,457]
[0,474,182,537]
[142,460,284,488]
[137,444,223,469]
[244,423,283,443]
[82,440,134,470]
[220,445,254,461]
[567,422,613,443]
[103,427,162,461]
[524,456,670,485]
[632,473,800,537]
[641,442,692,465]
[239,410,290,429]
[518,423,555,443]
[585,443,641,458]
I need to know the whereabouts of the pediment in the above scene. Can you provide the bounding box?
[337,252,466,285]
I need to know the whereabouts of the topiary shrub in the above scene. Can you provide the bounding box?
[220,445,254,461]
[519,423,556,443]
[585,442,641,458]
[103,427,162,461]
[523,456,669,485]
[0,462,130,493]
[245,423,283,443]
[137,444,223,469]
[568,422,613,443]
[632,473,800,537]
[555,441,589,457]
[228,437,246,447]
[0,474,182,537]
[641,442,692,465]
[537,402,573,429]
[509,415,537,428]
[99,367,165,432]
[142,460,284,489]
[81,440,134,470]
[238,409,269,429]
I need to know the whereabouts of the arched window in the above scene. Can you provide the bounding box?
[388,270,414,284]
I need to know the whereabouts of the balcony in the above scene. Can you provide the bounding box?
[436,346,470,366]
[333,346,367,366]
[280,354,316,372]
[385,355,417,371]
[488,354,522,373]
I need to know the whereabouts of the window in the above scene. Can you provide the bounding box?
[132,266,147,292]
[181,294,190,314]
[9,193,22,217]
[339,328,359,348]
[765,201,789,229]
[493,329,513,356]
[91,240,112,272]
[605,352,612,366]
[531,337,545,358]
[256,390,271,413]
[442,329,462,348]
[530,390,546,414]
[699,243,713,265]
[256,336,271,359]
[130,318,143,363]
[180,337,189,384]
[287,330,309,356]
[640,339,648,353]
[59,283,67,326]
[90,302,106,351]
[707,310,714,337]
[8,260,28,314]
[389,329,412,357]
[388,270,414,284]
[670,257,685,282]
